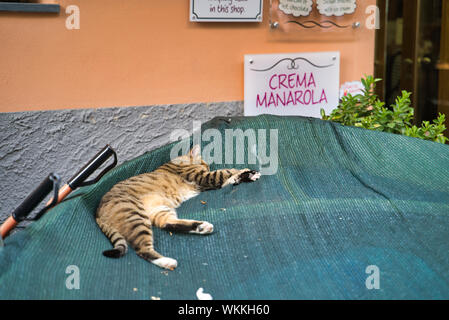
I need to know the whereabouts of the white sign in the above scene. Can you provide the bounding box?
[316,0,357,17]
[279,0,313,17]
[190,0,263,22]
[244,52,340,117]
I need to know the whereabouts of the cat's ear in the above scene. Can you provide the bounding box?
[190,145,201,158]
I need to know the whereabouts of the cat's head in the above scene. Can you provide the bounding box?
[171,145,210,170]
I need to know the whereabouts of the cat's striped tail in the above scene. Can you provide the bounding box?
[97,220,128,258]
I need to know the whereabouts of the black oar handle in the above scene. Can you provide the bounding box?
[11,173,60,223]
[67,145,117,189]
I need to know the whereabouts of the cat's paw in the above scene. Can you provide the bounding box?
[223,170,261,187]
[151,257,178,270]
[225,175,238,186]
[239,170,261,183]
[190,221,214,235]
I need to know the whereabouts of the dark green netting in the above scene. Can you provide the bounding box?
[1,115,448,299]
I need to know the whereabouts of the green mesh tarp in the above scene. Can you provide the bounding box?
[1,115,448,299]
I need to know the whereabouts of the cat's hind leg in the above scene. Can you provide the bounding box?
[127,218,178,270]
[164,219,213,235]
[151,206,214,235]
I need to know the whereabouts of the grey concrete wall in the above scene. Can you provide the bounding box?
[0,101,243,226]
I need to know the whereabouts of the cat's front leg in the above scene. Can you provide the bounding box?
[196,168,260,190]
[222,169,261,187]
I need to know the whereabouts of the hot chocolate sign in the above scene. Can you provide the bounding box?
[279,0,313,17]
[278,0,357,17]
[244,52,340,117]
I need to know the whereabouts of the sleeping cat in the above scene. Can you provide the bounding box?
[96,145,261,270]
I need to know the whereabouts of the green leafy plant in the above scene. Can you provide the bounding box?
[321,75,448,144]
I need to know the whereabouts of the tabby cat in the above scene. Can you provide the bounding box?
[96,145,261,270]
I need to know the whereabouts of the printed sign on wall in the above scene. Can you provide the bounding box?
[244,52,340,117]
[279,0,313,17]
[190,0,263,22]
[316,0,357,17]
